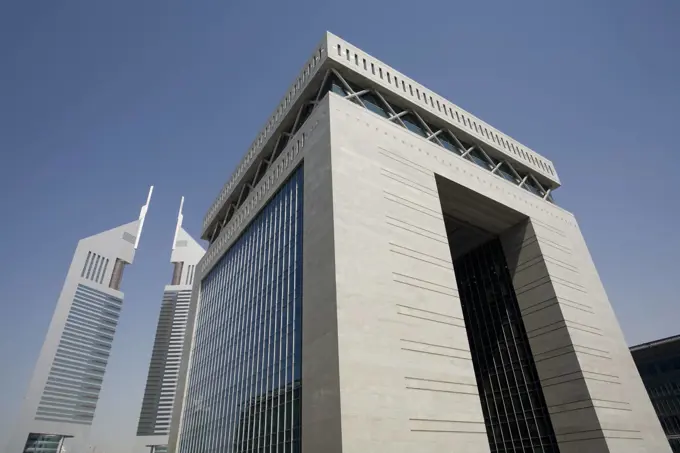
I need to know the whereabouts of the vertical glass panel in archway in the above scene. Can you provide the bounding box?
[360,92,390,118]
[497,163,520,184]
[468,148,493,170]
[400,113,428,137]
[438,132,463,155]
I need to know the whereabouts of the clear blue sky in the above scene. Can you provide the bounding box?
[1,1,678,452]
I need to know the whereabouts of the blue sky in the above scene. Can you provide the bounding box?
[1,1,678,452]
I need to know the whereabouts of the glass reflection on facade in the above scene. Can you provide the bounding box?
[22,433,67,453]
[178,167,303,453]
[454,238,560,453]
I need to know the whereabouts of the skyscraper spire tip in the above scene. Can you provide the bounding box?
[172,196,185,251]
[134,185,153,249]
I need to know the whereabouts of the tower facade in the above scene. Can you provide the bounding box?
[135,198,205,453]
[169,33,669,453]
[8,187,153,453]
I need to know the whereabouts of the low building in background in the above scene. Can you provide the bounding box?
[7,187,153,453]
[631,334,680,452]
[134,198,205,453]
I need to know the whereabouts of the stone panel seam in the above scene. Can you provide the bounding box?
[383,191,443,219]
[542,375,620,388]
[401,348,472,361]
[385,216,448,244]
[522,299,594,316]
[380,168,437,197]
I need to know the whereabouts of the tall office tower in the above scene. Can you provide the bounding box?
[168,32,669,453]
[135,198,205,453]
[8,187,153,453]
[631,335,680,452]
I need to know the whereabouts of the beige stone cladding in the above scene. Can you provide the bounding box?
[322,93,669,453]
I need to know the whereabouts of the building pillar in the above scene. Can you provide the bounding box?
[501,218,667,452]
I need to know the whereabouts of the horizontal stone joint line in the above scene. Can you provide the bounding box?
[556,435,643,443]
[528,324,603,341]
[531,218,567,237]
[514,279,554,297]
[389,242,451,263]
[409,418,484,424]
[382,177,438,198]
[378,146,432,175]
[573,342,608,353]
[533,343,577,357]
[392,272,457,291]
[550,397,629,408]
[515,253,579,276]
[556,428,641,436]
[400,347,471,360]
[390,249,454,270]
[542,255,580,272]
[514,234,574,257]
[532,233,573,252]
[400,338,470,353]
[380,168,437,196]
[541,375,620,388]
[522,299,589,318]
[384,190,441,214]
[385,195,443,220]
[529,300,594,315]
[548,294,592,309]
[548,404,630,415]
[380,165,435,188]
[385,215,447,238]
[405,386,478,396]
[396,303,464,321]
[410,429,487,434]
[387,221,450,245]
[405,376,477,386]
[520,295,560,312]
[541,369,588,381]
[525,318,601,335]
[514,275,552,294]
[514,255,549,274]
[551,276,587,292]
[534,349,580,364]
[393,280,457,297]
[398,312,465,327]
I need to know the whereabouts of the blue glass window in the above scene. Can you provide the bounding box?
[438,132,463,154]
[496,163,520,184]
[360,92,390,118]
[400,113,428,137]
[468,148,493,170]
[319,74,347,98]
[179,167,303,453]
[523,177,545,197]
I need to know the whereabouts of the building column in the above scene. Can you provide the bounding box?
[501,218,668,452]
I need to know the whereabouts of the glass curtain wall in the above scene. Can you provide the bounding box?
[454,238,560,453]
[179,167,303,453]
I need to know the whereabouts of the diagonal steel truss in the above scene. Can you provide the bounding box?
[325,69,553,199]
[208,69,554,243]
